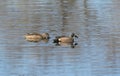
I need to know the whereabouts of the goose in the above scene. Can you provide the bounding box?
[25,33,49,42]
[53,33,78,43]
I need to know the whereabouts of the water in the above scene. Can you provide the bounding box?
[0,0,120,76]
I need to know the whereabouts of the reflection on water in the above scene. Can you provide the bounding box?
[0,0,120,76]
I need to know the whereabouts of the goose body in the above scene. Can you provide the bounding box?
[58,37,74,43]
[57,42,78,48]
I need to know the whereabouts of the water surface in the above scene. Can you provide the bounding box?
[0,0,120,76]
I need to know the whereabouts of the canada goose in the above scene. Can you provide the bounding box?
[25,32,49,42]
[53,33,78,43]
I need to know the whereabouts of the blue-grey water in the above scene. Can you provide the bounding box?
[0,0,120,76]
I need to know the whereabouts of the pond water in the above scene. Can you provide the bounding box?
[0,0,120,76]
